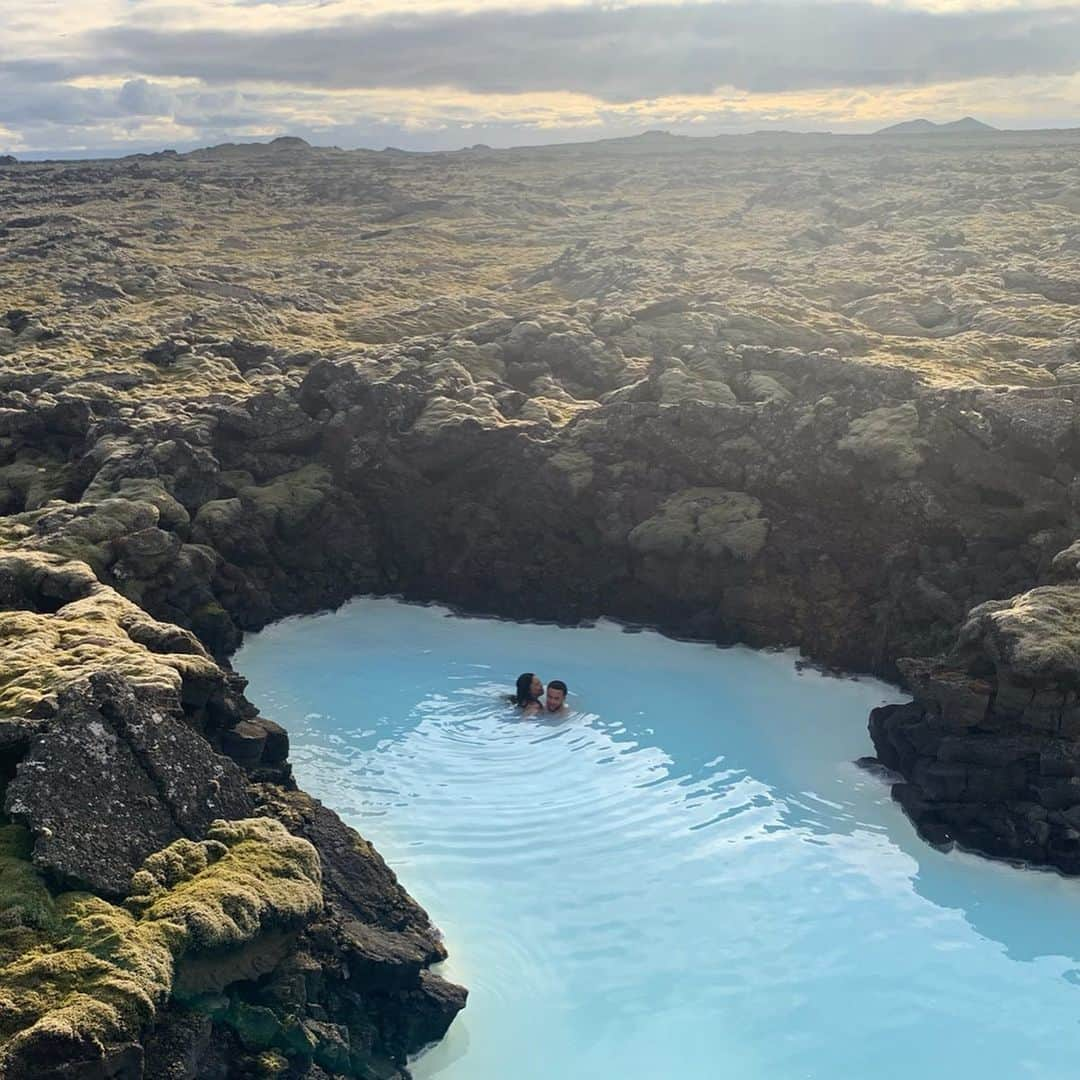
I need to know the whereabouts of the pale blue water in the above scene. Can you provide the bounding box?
[236,597,1080,1080]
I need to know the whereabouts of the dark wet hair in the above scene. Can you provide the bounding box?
[511,672,538,707]
[547,680,568,695]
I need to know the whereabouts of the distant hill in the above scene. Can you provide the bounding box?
[186,135,318,161]
[876,117,997,135]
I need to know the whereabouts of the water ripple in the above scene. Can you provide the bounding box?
[238,597,1080,1080]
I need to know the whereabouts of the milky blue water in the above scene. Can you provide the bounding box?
[236,597,1080,1080]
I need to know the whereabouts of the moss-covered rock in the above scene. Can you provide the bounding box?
[837,401,925,479]
[0,451,72,514]
[191,465,333,563]
[629,488,769,563]
[0,825,57,963]
[956,585,1080,685]
[0,895,176,1075]
[5,674,253,898]
[129,818,323,948]
[0,819,321,1078]
[0,551,221,721]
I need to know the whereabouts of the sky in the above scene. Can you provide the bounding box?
[1,0,1079,156]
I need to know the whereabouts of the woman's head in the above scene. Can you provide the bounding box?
[514,672,543,706]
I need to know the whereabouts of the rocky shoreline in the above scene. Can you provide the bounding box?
[2,131,1080,1075]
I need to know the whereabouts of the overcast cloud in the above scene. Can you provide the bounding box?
[89,4,1080,99]
[1,0,1078,155]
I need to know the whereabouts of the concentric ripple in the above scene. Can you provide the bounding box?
[238,598,1080,1080]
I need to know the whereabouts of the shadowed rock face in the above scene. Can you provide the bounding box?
[2,130,1080,1071]
[870,585,1080,868]
[292,354,1076,678]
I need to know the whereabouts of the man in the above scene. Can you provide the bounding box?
[544,679,569,715]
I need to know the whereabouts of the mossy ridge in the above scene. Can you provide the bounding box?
[129,818,324,951]
[0,896,176,1069]
[0,818,322,1076]
[0,550,220,719]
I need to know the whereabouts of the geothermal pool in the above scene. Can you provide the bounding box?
[237,598,1080,1080]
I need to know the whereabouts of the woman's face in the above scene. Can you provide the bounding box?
[531,675,544,698]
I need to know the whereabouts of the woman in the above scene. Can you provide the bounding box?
[511,672,544,716]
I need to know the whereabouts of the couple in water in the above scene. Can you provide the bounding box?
[511,673,569,717]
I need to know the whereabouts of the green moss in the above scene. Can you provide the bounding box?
[239,465,334,537]
[0,825,57,965]
[0,452,71,513]
[0,819,321,1074]
[0,898,177,1062]
[837,402,925,479]
[628,488,769,563]
[0,826,52,922]
[254,1049,290,1076]
[130,818,323,952]
[960,586,1080,683]
[111,479,190,530]
[192,601,229,620]
[229,1002,282,1050]
[0,550,222,719]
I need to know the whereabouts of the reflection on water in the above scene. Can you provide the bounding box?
[237,597,1080,1080]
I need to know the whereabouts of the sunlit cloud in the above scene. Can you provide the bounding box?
[1,0,1078,154]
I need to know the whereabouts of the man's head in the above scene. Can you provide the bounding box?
[545,680,568,712]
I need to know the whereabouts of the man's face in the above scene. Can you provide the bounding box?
[545,687,566,711]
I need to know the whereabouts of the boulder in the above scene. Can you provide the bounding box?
[956,586,1080,685]
[5,673,252,896]
[253,787,466,1063]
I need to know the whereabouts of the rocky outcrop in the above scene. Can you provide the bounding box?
[0,671,464,1078]
[5,674,252,897]
[253,788,466,1069]
[0,816,323,1080]
[119,789,465,1080]
[0,540,462,1075]
[870,582,1080,870]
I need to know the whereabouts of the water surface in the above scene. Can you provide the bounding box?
[237,597,1080,1080]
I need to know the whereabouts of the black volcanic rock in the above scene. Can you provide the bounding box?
[869,584,1080,870]
[143,337,192,367]
[4,673,252,896]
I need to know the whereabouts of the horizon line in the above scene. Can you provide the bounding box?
[7,121,1080,163]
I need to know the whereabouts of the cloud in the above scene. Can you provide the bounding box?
[1,0,1079,153]
[117,78,177,116]
[85,3,1080,100]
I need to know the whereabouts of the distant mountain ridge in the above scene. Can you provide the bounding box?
[21,118,1080,163]
[876,117,997,135]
